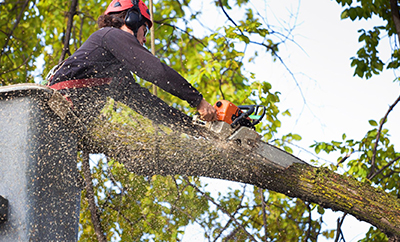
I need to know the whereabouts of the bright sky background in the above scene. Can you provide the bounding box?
[182,0,400,241]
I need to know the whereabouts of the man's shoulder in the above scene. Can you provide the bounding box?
[95,27,141,50]
[96,27,132,37]
[93,27,120,36]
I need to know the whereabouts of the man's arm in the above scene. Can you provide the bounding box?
[104,28,204,108]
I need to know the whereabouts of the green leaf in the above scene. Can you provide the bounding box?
[315,145,321,154]
[107,159,114,166]
[341,9,349,19]
[317,205,325,215]
[284,146,293,154]
[292,134,302,141]
[369,120,378,126]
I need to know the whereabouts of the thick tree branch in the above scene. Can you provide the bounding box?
[84,106,400,240]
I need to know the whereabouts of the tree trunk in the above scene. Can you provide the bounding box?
[84,109,400,240]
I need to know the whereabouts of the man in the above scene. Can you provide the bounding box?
[47,0,217,127]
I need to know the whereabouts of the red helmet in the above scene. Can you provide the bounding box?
[105,0,152,28]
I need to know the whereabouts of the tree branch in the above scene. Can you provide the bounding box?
[82,150,107,242]
[368,93,400,179]
[59,0,78,63]
[334,213,347,242]
[337,152,352,167]
[213,186,247,242]
[184,177,257,242]
[369,155,400,180]
[0,0,30,57]
[303,203,312,242]
[85,108,400,239]
[217,0,243,35]
[78,87,400,240]
[390,0,400,45]
[259,188,268,242]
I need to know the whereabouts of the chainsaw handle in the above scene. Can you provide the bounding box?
[237,105,266,126]
[230,106,255,128]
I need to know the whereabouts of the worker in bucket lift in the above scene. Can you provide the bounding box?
[45,0,217,127]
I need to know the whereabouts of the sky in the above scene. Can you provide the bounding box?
[182,0,400,241]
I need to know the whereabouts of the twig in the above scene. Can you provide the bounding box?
[259,188,268,242]
[380,170,396,181]
[369,155,400,180]
[334,213,347,242]
[156,22,210,51]
[303,203,312,242]
[184,177,257,242]
[82,150,107,242]
[217,0,277,53]
[1,0,30,57]
[337,152,352,167]
[217,0,243,35]
[172,176,182,199]
[59,0,79,63]
[368,94,400,179]
[213,185,247,242]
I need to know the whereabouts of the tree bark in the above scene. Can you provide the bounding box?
[390,0,400,45]
[83,110,400,240]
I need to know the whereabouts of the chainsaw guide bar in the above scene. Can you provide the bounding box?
[194,100,306,168]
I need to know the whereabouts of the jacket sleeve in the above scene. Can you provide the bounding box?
[102,28,203,108]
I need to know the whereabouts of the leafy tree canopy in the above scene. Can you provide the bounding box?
[1,0,399,241]
[336,0,400,79]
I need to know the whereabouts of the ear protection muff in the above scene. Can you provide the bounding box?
[125,0,145,35]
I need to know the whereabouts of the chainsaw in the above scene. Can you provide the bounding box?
[194,100,306,168]
[203,100,266,150]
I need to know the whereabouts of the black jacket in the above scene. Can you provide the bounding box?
[50,27,203,107]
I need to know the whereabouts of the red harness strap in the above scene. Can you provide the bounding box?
[48,78,113,110]
[49,77,113,90]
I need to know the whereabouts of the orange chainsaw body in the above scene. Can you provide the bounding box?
[213,100,241,125]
